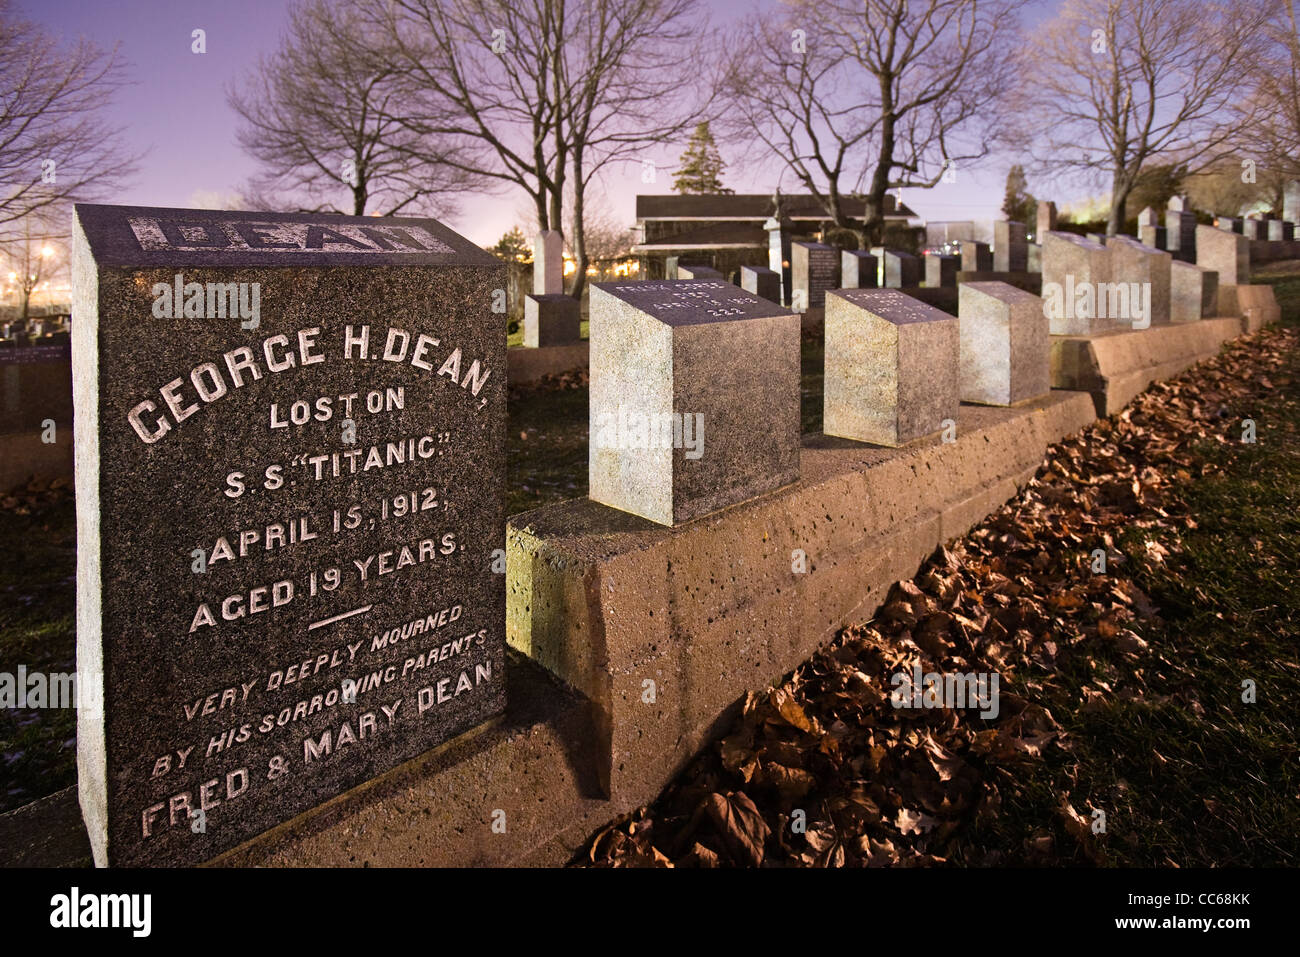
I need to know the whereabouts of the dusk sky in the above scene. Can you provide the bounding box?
[21,0,1071,246]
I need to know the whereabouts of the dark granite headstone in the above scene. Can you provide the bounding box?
[840,250,879,289]
[740,265,781,302]
[882,250,921,288]
[960,241,993,272]
[72,204,506,866]
[790,241,838,311]
[924,252,959,288]
[994,221,1028,272]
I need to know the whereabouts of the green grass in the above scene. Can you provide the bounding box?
[0,497,77,812]
[958,276,1300,866]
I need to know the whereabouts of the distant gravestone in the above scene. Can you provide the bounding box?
[1170,261,1218,322]
[1107,236,1171,327]
[1042,232,1112,336]
[525,232,579,346]
[882,249,921,288]
[1268,220,1288,241]
[1137,207,1157,228]
[1165,205,1196,257]
[1244,218,1267,241]
[1036,201,1057,242]
[960,241,993,272]
[1138,224,1168,251]
[924,252,959,288]
[1285,182,1300,223]
[790,241,838,311]
[71,204,507,866]
[588,280,799,526]
[1196,224,1249,287]
[533,231,563,295]
[677,264,723,280]
[665,255,680,280]
[957,282,1049,406]
[841,250,879,289]
[1217,217,1243,234]
[1027,243,1042,274]
[740,265,781,302]
[823,289,958,447]
[994,221,1028,272]
[523,294,580,346]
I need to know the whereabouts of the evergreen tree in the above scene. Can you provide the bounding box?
[490,226,530,261]
[1001,165,1036,224]
[673,122,733,194]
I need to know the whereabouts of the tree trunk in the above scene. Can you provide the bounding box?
[570,148,589,301]
[1108,167,1130,236]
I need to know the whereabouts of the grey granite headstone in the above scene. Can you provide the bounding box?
[740,265,781,302]
[1036,202,1057,241]
[957,282,1049,406]
[1041,231,1113,335]
[71,204,506,866]
[677,264,723,280]
[1170,261,1218,322]
[924,252,959,287]
[994,221,1028,272]
[823,289,958,447]
[1165,208,1196,255]
[1168,195,1188,212]
[882,249,921,288]
[1027,242,1042,274]
[1107,235,1171,327]
[1196,224,1249,286]
[534,230,563,295]
[841,250,879,289]
[1286,182,1300,223]
[1139,224,1168,251]
[791,241,838,311]
[1244,218,1267,241]
[1137,207,1156,228]
[665,255,680,280]
[1217,217,1242,234]
[1268,219,1287,241]
[588,280,799,526]
[523,293,581,346]
[960,241,993,272]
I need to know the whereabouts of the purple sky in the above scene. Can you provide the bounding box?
[22,0,1069,247]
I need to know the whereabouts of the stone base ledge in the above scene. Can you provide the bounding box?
[1050,317,1242,417]
[507,392,1098,810]
[507,341,589,386]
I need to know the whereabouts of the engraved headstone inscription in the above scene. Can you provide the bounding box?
[72,205,507,866]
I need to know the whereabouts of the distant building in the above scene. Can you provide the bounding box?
[632,193,919,280]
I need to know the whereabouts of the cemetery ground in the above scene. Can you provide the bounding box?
[2,275,1297,865]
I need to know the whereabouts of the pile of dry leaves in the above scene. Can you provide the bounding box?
[581,326,1295,867]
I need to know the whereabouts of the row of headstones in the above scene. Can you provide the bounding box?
[1040,221,1250,333]
[738,227,1037,311]
[0,316,70,339]
[590,279,1054,527]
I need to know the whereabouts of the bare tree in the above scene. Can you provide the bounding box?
[1239,1,1300,184]
[724,0,1024,248]
[1013,0,1268,236]
[0,212,67,325]
[229,0,477,217]
[0,0,137,229]
[371,0,713,298]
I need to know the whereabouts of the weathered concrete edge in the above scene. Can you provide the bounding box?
[1050,317,1245,417]
[506,392,1099,810]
